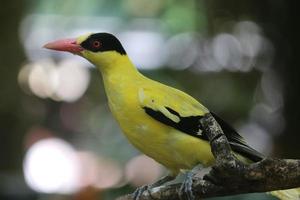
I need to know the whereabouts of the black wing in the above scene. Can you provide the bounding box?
[211,112,264,162]
[143,106,264,162]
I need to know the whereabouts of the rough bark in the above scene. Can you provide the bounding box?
[117,113,300,200]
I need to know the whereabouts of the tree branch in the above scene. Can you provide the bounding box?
[117,113,300,200]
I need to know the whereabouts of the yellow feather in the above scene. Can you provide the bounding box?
[79,40,300,199]
[84,51,213,173]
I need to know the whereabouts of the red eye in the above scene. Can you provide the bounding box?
[92,41,101,48]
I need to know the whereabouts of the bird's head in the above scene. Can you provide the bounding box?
[44,32,127,68]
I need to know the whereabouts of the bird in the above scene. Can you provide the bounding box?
[44,32,299,200]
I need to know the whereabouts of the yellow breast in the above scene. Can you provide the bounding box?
[103,76,214,174]
[98,54,214,174]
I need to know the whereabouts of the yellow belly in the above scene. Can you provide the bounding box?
[112,103,215,174]
[103,74,214,175]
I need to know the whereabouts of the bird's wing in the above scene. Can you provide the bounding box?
[138,86,208,137]
[139,86,264,162]
[210,112,264,162]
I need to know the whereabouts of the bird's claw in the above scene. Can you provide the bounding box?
[133,185,149,200]
[132,175,174,200]
[179,172,195,200]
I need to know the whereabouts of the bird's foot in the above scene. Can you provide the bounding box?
[179,171,195,200]
[132,185,149,200]
[132,175,174,200]
[179,164,204,200]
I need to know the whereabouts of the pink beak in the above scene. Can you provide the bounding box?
[43,38,83,53]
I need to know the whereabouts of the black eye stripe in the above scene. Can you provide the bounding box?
[81,38,101,51]
[80,33,126,55]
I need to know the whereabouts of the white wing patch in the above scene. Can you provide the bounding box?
[196,129,203,136]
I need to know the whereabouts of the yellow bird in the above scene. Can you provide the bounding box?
[44,32,299,200]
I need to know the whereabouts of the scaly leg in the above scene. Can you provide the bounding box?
[179,164,204,200]
[133,175,175,200]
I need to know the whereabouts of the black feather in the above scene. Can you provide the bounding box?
[143,107,264,162]
[80,33,126,55]
[143,107,206,139]
[210,112,264,162]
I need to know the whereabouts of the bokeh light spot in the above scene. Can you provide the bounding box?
[23,138,80,194]
[125,155,163,187]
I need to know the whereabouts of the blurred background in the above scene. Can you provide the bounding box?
[0,0,298,199]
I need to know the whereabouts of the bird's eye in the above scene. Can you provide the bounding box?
[92,40,101,48]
